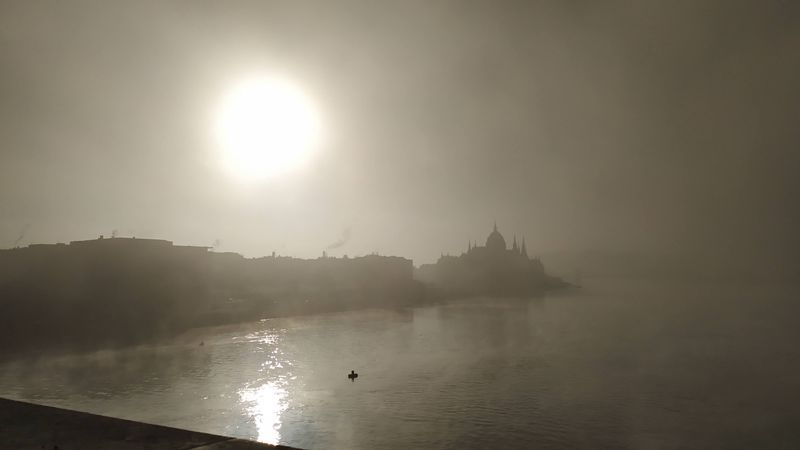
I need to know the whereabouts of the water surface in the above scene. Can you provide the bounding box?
[2,279,799,449]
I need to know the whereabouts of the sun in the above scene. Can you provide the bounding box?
[215,76,321,180]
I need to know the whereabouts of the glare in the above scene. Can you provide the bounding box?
[215,76,321,181]
[239,381,288,444]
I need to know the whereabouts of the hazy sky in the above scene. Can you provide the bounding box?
[1,0,799,267]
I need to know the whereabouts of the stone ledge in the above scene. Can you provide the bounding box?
[0,397,300,450]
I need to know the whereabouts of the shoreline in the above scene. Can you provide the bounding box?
[0,284,572,363]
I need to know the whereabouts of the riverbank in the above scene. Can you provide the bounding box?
[0,397,299,449]
[0,280,580,363]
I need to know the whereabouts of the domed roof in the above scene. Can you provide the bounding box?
[485,223,506,252]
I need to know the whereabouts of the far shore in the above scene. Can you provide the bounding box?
[0,284,574,363]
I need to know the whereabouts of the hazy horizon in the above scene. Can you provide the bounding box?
[2,1,799,270]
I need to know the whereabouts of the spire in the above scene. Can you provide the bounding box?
[493,220,498,232]
[521,237,528,258]
[512,235,519,253]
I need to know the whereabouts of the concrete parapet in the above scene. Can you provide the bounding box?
[0,397,300,450]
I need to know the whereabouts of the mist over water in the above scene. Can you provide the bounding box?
[3,279,799,449]
[2,2,800,448]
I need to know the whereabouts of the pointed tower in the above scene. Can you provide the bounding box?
[521,237,528,258]
[512,235,519,253]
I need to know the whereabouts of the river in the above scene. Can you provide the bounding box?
[2,278,799,449]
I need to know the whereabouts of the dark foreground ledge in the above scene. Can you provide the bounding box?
[0,397,300,450]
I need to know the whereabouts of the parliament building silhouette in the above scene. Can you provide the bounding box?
[415,223,563,296]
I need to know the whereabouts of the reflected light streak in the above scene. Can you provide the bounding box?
[239,381,288,444]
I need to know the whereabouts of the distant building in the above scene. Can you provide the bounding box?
[0,236,214,350]
[415,223,562,296]
[0,234,425,352]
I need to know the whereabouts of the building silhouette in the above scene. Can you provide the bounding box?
[0,236,425,353]
[415,223,563,296]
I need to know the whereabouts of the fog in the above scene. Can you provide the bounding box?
[2,0,799,274]
[4,280,800,448]
[2,4,800,446]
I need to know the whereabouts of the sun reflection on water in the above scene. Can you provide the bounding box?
[239,380,288,444]
[237,329,292,445]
